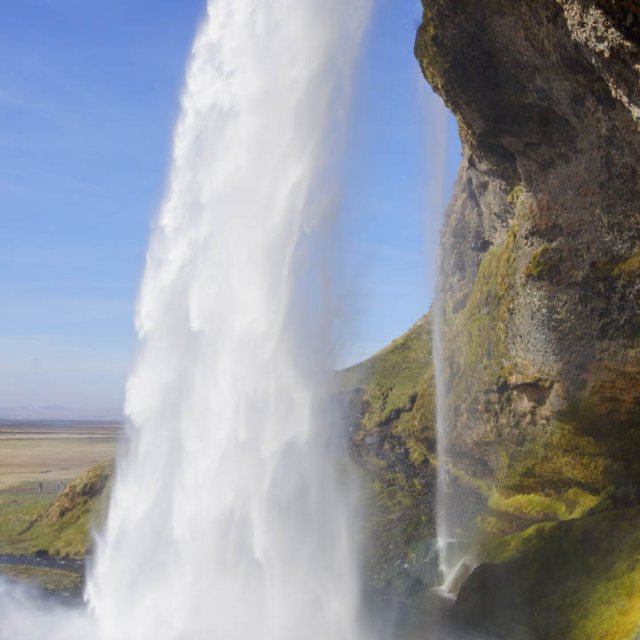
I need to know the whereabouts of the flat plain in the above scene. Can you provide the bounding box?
[0,421,119,493]
[0,421,119,592]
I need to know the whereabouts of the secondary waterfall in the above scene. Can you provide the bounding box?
[84,1,370,638]
[419,86,466,592]
[432,221,474,595]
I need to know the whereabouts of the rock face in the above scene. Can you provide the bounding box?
[416,0,640,527]
[414,0,640,636]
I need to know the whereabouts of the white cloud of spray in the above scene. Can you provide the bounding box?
[0,578,91,639]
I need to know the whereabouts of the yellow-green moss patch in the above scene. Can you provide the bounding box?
[457,508,640,640]
[0,462,112,558]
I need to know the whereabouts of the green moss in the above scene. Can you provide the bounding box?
[589,250,640,281]
[414,5,448,97]
[481,520,559,563]
[341,315,437,593]
[0,493,57,555]
[460,509,640,640]
[447,227,518,413]
[524,244,562,280]
[360,470,434,592]
[613,250,640,279]
[487,488,600,522]
[507,185,525,206]
[0,462,112,558]
[342,315,433,441]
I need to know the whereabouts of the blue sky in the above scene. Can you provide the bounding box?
[0,0,460,416]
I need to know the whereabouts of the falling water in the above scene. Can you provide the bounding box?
[82,1,370,639]
[419,85,466,592]
[432,272,453,584]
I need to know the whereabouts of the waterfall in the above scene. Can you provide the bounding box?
[432,273,452,583]
[0,2,372,639]
[84,1,371,638]
[432,212,477,596]
[419,84,465,591]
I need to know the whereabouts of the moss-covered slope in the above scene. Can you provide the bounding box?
[341,314,437,593]
[0,462,112,558]
[456,508,640,640]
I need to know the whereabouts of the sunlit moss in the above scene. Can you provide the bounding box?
[507,185,525,206]
[0,463,112,558]
[446,226,518,412]
[523,244,561,280]
[414,4,447,97]
[614,250,640,279]
[341,315,437,592]
[460,508,640,640]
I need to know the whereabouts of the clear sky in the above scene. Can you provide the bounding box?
[0,0,461,417]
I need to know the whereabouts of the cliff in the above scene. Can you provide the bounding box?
[414,0,640,637]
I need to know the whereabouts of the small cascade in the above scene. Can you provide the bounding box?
[438,556,476,599]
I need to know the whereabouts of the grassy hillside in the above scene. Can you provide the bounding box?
[341,313,438,594]
[0,462,112,558]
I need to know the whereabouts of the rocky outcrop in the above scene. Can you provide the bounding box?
[414,0,640,636]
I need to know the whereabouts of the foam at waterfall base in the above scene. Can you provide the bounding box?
[438,557,476,599]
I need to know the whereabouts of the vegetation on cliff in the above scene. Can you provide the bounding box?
[340,315,437,593]
[0,463,111,558]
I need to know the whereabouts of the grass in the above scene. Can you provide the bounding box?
[0,422,117,561]
[0,424,116,593]
[0,461,112,595]
[0,493,58,555]
[11,463,112,558]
